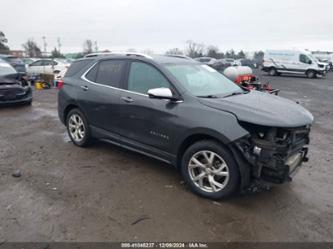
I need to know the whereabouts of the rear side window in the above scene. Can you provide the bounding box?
[95,60,125,87]
[66,59,93,77]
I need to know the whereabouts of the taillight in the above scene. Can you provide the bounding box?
[57,80,64,89]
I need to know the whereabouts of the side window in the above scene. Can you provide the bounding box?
[300,54,311,64]
[127,62,171,94]
[95,60,125,87]
[85,63,99,82]
[42,60,52,66]
[30,60,43,66]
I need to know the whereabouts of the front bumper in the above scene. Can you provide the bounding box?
[0,87,32,106]
[233,126,311,186]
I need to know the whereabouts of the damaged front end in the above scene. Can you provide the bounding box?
[232,122,311,189]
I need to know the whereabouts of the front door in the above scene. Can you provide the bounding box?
[118,61,179,152]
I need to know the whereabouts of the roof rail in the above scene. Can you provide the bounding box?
[85,51,153,59]
[164,54,193,60]
[110,51,153,59]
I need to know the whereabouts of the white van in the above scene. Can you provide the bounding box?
[262,49,328,78]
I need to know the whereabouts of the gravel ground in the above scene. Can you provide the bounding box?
[0,71,332,242]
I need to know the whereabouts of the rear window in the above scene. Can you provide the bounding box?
[65,59,93,77]
[5,57,24,65]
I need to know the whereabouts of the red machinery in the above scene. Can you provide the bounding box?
[224,66,279,95]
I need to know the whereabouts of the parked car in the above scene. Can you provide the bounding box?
[194,57,217,66]
[0,59,32,106]
[240,59,255,68]
[26,58,70,77]
[224,58,238,66]
[21,58,38,69]
[262,49,328,78]
[312,51,333,70]
[58,53,313,200]
[0,54,26,74]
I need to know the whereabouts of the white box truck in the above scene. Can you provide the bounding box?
[262,49,328,78]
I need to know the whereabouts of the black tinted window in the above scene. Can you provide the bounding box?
[127,62,170,94]
[95,60,125,87]
[66,59,93,77]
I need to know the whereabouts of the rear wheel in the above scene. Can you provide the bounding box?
[269,67,278,76]
[66,108,92,147]
[180,140,240,200]
[306,70,316,78]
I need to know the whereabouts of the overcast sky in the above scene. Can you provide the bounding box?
[1,0,333,54]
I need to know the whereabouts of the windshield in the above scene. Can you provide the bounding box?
[166,64,242,97]
[5,57,24,65]
[0,62,17,75]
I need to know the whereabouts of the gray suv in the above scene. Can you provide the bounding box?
[58,53,313,199]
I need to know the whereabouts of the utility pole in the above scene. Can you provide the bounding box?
[57,37,62,53]
[42,36,47,57]
[94,41,98,52]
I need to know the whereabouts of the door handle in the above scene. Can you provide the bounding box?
[81,85,89,91]
[121,96,134,103]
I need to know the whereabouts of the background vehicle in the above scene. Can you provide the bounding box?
[0,54,26,74]
[239,59,255,68]
[312,51,333,70]
[58,53,313,200]
[0,59,32,105]
[194,57,217,66]
[26,58,70,77]
[223,58,238,66]
[262,49,328,78]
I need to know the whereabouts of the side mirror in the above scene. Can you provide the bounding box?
[308,60,312,64]
[148,88,175,100]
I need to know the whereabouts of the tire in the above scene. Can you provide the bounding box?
[180,140,240,200]
[306,70,316,79]
[269,67,278,76]
[66,108,92,147]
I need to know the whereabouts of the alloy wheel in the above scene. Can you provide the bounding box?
[68,114,85,142]
[188,150,229,193]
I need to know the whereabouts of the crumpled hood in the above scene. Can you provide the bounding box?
[199,91,314,127]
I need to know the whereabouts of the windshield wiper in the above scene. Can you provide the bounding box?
[223,91,248,98]
[197,95,220,98]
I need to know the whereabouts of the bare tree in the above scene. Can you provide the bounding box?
[206,45,220,58]
[83,39,93,54]
[0,31,9,52]
[51,47,65,58]
[22,39,42,57]
[185,40,204,58]
[165,48,184,55]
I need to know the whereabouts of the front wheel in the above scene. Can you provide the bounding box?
[180,140,240,200]
[269,67,278,76]
[66,108,92,147]
[306,70,316,79]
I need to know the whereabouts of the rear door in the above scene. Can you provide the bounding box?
[78,59,127,135]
